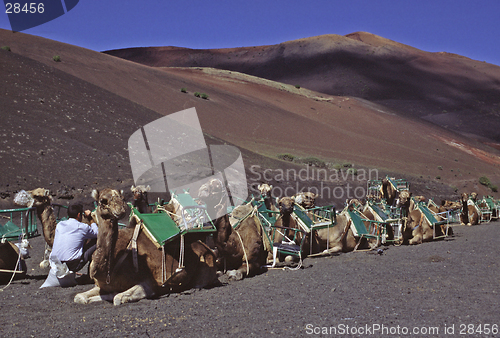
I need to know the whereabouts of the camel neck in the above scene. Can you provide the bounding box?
[214,214,232,247]
[93,214,118,276]
[37,204,56,247]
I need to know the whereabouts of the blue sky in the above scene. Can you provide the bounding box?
[1,0,499,66]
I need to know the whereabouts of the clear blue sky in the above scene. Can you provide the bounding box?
[1,0,499,66]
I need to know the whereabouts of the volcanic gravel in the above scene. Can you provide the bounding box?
[1,221,499,337]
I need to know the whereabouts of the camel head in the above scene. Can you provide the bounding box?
[257,183,272,198]
[198,178,227,216]
[198,178,225,200]
[397,190,413,214]
[442,200,461,210]
[293,192,317,209]
[461,192,469,203]
[29,188,52,208]
[92,188,127,220]
[470,192,478,202]
[347,199,362,211]
[278,197,295,216]
[131,185,150,201]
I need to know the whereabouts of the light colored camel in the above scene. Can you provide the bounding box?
[21,188,58,268]
[74,188,217,305]
[200,179,269,280]
[361,202,395,244]
[460,192,480,226]
[306,201,359,254]
[257,183,279,216]
[397,190,445,245]
[292,192,318,209]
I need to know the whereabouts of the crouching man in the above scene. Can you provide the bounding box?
[50,203,98,274]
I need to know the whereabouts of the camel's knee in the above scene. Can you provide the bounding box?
[39,259,50,269]
[409,236,422,245]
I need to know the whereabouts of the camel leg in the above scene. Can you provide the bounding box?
[227,269,244,280]
[74,286,103,304]
[409,235,422,245]
[113,282,154,306]
[39,247,51,269]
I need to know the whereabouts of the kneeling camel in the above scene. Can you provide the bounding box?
[74,188,217,305]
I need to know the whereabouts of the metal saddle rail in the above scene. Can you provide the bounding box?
[482,197,499,220]
[0,206,39,241]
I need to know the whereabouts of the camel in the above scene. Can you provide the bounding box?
[460,193,480,226]
[381,178,399,206]
[257,183,278,217]
[397,190,450,245]
[361,201,395,244]
[267,196,302,263]
[14,188,58,268]
[199,179,269,280]
[292,192,318,209]
[131,185,151,214]
[305,201,360,254]
[270,198,365,256]
[74,188,217,305]
[427,200,447,222]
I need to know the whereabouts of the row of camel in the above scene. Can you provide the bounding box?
[1,178,496,304]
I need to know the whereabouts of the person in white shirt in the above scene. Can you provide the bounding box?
[50,203,98,273]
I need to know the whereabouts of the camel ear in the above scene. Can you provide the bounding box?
[145,185,151,192]
[258,184,262,190]
[313,193,318,198]
[91,189,99,201]
[120,190,124,196]
[44,189,50,197]
[131,185,135,192]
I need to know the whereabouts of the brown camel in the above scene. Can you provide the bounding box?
[257,183,278,218]
[460,193,480,226]
[74,188,217,305]
[200,179,269,280]
[131,185,151,214]
[267,196,302,263]
[381,178,398,206]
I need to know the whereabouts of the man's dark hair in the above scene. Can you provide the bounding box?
[68,204,84,219]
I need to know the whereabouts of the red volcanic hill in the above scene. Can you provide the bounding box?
[1,29,499,207]
[105,32,500,146]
